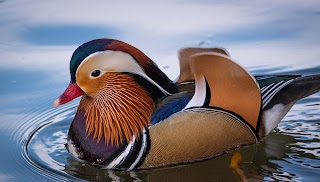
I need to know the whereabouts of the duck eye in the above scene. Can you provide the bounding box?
[91,69,101,77]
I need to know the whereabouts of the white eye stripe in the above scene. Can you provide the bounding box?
[77,50,171,95]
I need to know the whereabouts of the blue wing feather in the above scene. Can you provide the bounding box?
[151,92,192,125]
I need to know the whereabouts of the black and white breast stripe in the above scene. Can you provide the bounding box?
[257,76,295,108]
[104,128,149,170]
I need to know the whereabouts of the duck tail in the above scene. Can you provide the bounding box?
[283,74,320,102]
[263,74,320,109]
[259,74,320,137]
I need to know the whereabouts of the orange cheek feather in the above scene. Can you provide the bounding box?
[79,73,155,145]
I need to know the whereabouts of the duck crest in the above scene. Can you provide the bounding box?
[70,38,178,94]
[105,40,178,94]
[79,72,155,145]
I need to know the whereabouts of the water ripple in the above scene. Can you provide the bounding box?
[24,101,79,179]
[6,91,80,181]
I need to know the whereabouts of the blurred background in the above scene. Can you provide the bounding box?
[0,0,319,181]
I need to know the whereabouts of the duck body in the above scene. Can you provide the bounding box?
[54,39,320,170]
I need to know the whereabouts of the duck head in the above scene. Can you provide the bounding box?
[54,38,178,145]
[54,39,178,106]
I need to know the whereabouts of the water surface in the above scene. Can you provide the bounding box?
[0,1,319,181]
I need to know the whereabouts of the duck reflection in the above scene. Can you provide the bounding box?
[64,157,145,181]
[239,131,304,181]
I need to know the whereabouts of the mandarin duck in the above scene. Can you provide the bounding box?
[54,39,320,170]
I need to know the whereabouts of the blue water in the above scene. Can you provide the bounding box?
[0,1,319,181]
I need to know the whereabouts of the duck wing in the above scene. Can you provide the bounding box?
[184,52,262,128]
[142,53,260,169]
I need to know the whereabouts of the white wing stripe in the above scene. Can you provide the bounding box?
[262,79,294,108]
[128,128,147,171]
[106,135,136,169]
[262,81,284,99]
[261,83,275,94]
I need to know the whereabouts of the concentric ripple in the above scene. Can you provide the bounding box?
[15,92,81,181]
[25,100,79,180]
[0,89,80,181]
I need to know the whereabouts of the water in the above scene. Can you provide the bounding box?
[0,1,320,181]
